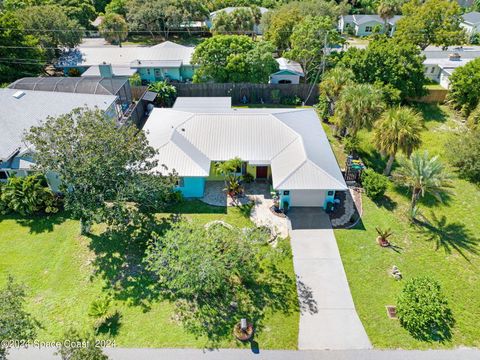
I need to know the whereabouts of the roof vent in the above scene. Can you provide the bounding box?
[12,90,26,99]
[449,53,461,61]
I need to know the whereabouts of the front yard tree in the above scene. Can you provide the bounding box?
[395,0,466,50]
[319,67,354,117]
[99,13,128,46]
[340,36,426,100]
[56,328,109,360]
[393,151,453,213]
[192,35,278,83]
[447,127,480,183]
[0,276,37,360]
[334,83,385,137]
[25,108,177,235]
[447,57,480,117]
[285,16,343,83]
[377,0,401,34]
[373,107,424,175]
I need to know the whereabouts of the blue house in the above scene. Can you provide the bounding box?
[143,97,346,209]
[57,41,196,83]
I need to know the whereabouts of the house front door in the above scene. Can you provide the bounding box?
[256,166,268,179]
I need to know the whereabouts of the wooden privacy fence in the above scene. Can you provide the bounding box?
[172,83,320,106]
[409,88,448,104]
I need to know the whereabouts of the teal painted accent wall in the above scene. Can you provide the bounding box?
[279,190,290,210]
[181,66,195,80]
[324,190,336,207]
[137,67,183,83]
[177,177,206,198]
[356,21,383,36]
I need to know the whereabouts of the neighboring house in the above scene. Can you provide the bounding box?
[269,58,304,84]
[461,11,480,35]
[338,15,402,37]
[0,88,117,190]
[8,72,154,126]
[143,97,347,209]
[207,6,269,35]
[423,47,480,88]
[57,41,196,83]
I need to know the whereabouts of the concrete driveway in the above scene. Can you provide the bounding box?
[288,208,371,350]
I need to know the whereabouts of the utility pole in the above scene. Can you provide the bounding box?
[304,30,329,105]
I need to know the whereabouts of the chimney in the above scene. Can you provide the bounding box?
[99,62,113,78]
[448,53,461,61]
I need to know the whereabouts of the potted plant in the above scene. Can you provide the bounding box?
[376,227,392,247]
[233,318,254,342]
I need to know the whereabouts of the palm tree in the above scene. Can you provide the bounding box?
[374,106,424,175]
[377,0,401,35]
[334,83,385,137]
[319,67,355,116]
[393,151,453,212]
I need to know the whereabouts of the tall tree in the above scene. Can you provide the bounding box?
[393,151,453,211]
[16,5,83,58]
[25,108,178,234]
[377,0,401,34]
[0,276,37,360]
[319,66,355,116]
[340,36,427,100]
[56,328,109,360]
[334,83,385,137]
[105,0,127,16]
[192,35,278,83]
[373,106,424,175]
[285,16,343,83]
[447,57,480,117]
[0,12,44,83]
[99,13,128,46]
[395,0,466,50]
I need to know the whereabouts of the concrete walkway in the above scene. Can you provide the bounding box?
[288,208,371,350]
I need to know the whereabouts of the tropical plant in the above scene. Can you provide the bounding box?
[215,157,244,198]
[334,83,385,137]
[148,81,177,107]
[396,277,454,341]
[375,226,393,246]
[361,169,389,199]
[319,67,354,117]
[377,0,401,34]
[447,57,480,117]
[392,151,453,212]
[1,174,60,215]
[99,13,128,46]
[373,106,424,175]
[88,296,116,331]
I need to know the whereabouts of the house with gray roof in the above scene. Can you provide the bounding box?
[461,11,480,35]
[0,88,118,190]
[269,58,304,84]
[143,97,346,208]
[57,41,196,83]
[338,14,402,37]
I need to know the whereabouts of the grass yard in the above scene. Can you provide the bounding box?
[333,104,480,348]
[0,200,299,349]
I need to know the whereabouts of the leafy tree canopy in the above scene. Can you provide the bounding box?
[99,12,128,45]
[447,57,480,116]
[211,7,256,35]
[285,15,343,83]
[105,0,127,16]
[340,36,427,100]
[56,328,109,360]
[192,35,278,83]
[395,0,466,50]
[447,127,480,183]
[25,108,178,234]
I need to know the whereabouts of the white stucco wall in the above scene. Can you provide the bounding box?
[270,74,301,84]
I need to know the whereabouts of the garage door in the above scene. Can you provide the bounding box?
[290,190,326,207]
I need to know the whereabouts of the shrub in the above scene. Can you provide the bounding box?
[242,172,254,183]
[280,95,302,106]
[67,68,81,77]
[447,128,480,183]
[0,174,60,215]
[396,277,454,342]
[147,81,177,107]
[361,169,388,199]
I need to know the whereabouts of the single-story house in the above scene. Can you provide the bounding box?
[423,47,480,88]
[57,41,196,83]
[143,97,347,209]
[338,15,402,37]
[461,11,480,35]
[269,58,304,84]
[0,88,118,190]
[207,7,269,35]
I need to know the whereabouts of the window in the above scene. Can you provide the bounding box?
[365,26,373,32]
[430,67,435,74]
[176,178,184,188]
[278,79,292,84]
[328,191,334,196]
[0,170,8,180]
[283,190,290,196]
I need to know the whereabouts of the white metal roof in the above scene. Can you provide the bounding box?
[462,11,480,25]
[274,58,304,76]
[0,89,117,161]
[143,103,347,190]
[81,65,137,77]
[173,97,232,111]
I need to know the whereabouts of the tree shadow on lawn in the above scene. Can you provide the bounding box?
[356,148,386,174]
[415,212,479,262]
[391,184,453,208]
[86,217,173,310]
[10,212,68,234]
[410,103,448,124]
[373,195,397,211]
[166,200,227,215]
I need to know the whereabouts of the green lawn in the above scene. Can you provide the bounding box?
[0,200,299,349]
[334,104,480,348]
